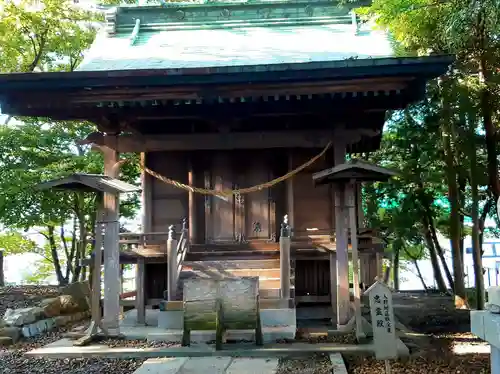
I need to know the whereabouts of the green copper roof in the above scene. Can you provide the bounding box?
[77,0,394,72]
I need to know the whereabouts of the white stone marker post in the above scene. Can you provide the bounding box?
[471,286,500,374]
[365,281,398,368]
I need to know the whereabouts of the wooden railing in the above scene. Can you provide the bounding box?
[117,218,190,302]
[119,231,170,249]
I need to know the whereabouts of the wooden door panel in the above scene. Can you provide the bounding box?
[244,161,271,240]
[292,150,332,235]
[204,151,276,243]
[210,152,235,242]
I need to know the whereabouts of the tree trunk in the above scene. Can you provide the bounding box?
[423,224,448,292]
[479,199,493,252]
[427,210,454,290]
[467,111,485,310]
[413,259,428,291]
[440,79,467,307]
[0,250,4,287]
[80,267,87,282]
[458,195,465,265]
[479,57,500,200]
[47,225,67,286]
[471,169,484,309]
[383,265,391,285]
[393,244,400,291]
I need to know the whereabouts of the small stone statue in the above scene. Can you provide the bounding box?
[168,224,176,240]
[281,214,291,237]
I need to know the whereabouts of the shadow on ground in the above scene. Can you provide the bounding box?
[347,293,489,374]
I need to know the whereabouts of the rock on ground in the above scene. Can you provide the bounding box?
[0,285,141,374]
[0,286,61,319]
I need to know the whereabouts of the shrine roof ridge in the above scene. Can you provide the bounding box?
[105,0,369,34]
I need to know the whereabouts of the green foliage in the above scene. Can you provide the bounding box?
[0,232,37,255]
[0,120,140,284]
[23,259,54,285]
[361,0,500,298]
[0,0,98,73]
[0,1,141,284]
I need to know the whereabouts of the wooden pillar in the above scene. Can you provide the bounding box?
[141,152,153,233]
[167,225,178,301]
[102,145,121,335]
[347,180,364,340]
[329,251,337,313]
[119,264,125,317]
[365,253,379,285]
[334,140,350,327]
[0,249,4,287]
[280,215,291,300]
[136,258,146,325]
[376,252,384,280]
[286,151,295,231]
[91,201,104,332]
[188,159,196,244]
[356,183,364,228]
[359,253,373,288]
[137,152,150,325]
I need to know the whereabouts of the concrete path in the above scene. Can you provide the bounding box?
[133,357,279,374]
[329,353,348,374]
[132,355,350,374]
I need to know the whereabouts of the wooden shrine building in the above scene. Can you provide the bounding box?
[0,0,452,334]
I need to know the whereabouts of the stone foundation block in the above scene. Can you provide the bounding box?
[22,318,57,338]
[147,327,296,344]
[471,310,486,340]
[260,308,296,328]
[483,312,500,349]
[158,311,184,330]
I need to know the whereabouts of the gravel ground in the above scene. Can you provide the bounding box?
[277,353,332,374]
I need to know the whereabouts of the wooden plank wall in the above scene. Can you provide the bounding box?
[295,259,331,298]
[290,149,334,236]
[145,263,169,301]
[146,148,340,243]
[149,151,189,233]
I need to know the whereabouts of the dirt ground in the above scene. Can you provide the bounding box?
[346,292,489,374]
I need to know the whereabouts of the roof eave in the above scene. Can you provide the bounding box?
[37,174,141,194]
[0,55,454,94]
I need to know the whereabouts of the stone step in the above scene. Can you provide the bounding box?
[260,288,295,299]
[186,251,280,261]
[183,259,281,270]
[215,268,283,278]
[180,270,292,283]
